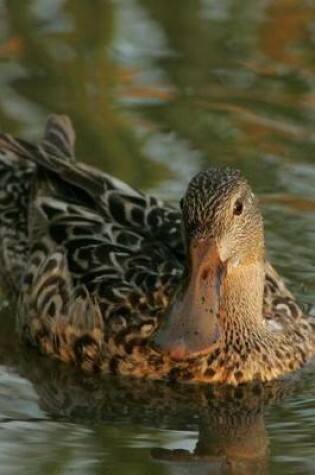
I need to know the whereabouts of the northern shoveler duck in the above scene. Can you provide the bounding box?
[0,115,314,385]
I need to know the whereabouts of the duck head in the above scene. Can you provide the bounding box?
[151,167,265,360]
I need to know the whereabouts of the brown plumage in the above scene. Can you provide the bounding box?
[0,114,314,385]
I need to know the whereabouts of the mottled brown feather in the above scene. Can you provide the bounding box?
[0,114,313,385]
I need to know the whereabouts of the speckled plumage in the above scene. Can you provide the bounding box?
[0,115,314,385]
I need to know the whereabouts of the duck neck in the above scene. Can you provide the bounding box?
[220,259,266,343]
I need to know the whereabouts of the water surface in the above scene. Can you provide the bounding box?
[0,1,315,474]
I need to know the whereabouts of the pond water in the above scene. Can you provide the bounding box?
[0,1,315,474]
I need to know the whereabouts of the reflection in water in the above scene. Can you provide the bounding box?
[14,346,305,475]
[152,414,269,475]
[1,312,300,475]
[0,0,315,474]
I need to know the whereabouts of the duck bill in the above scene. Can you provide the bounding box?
[151,239,223,360]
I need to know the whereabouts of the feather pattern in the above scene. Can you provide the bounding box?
[0,115,313,385]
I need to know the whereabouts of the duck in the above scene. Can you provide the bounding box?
[0,114,314,385]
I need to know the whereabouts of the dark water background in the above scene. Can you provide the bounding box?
[0,1,315,474]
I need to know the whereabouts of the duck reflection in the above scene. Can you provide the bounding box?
[16,349,303,475]
[152,408,268,475]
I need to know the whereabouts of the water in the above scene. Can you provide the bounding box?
[0,1,315,473]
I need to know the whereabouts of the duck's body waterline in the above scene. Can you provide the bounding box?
[0,114,313,385]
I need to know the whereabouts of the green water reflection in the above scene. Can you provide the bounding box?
[0,0,314,474]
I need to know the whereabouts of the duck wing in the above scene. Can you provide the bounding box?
[0,116,184,320]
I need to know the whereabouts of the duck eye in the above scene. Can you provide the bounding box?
[233,199,243,216]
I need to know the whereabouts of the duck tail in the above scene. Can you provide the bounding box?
[41,114,76,161]
[0,114,76,293]
[0,114,76,164]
